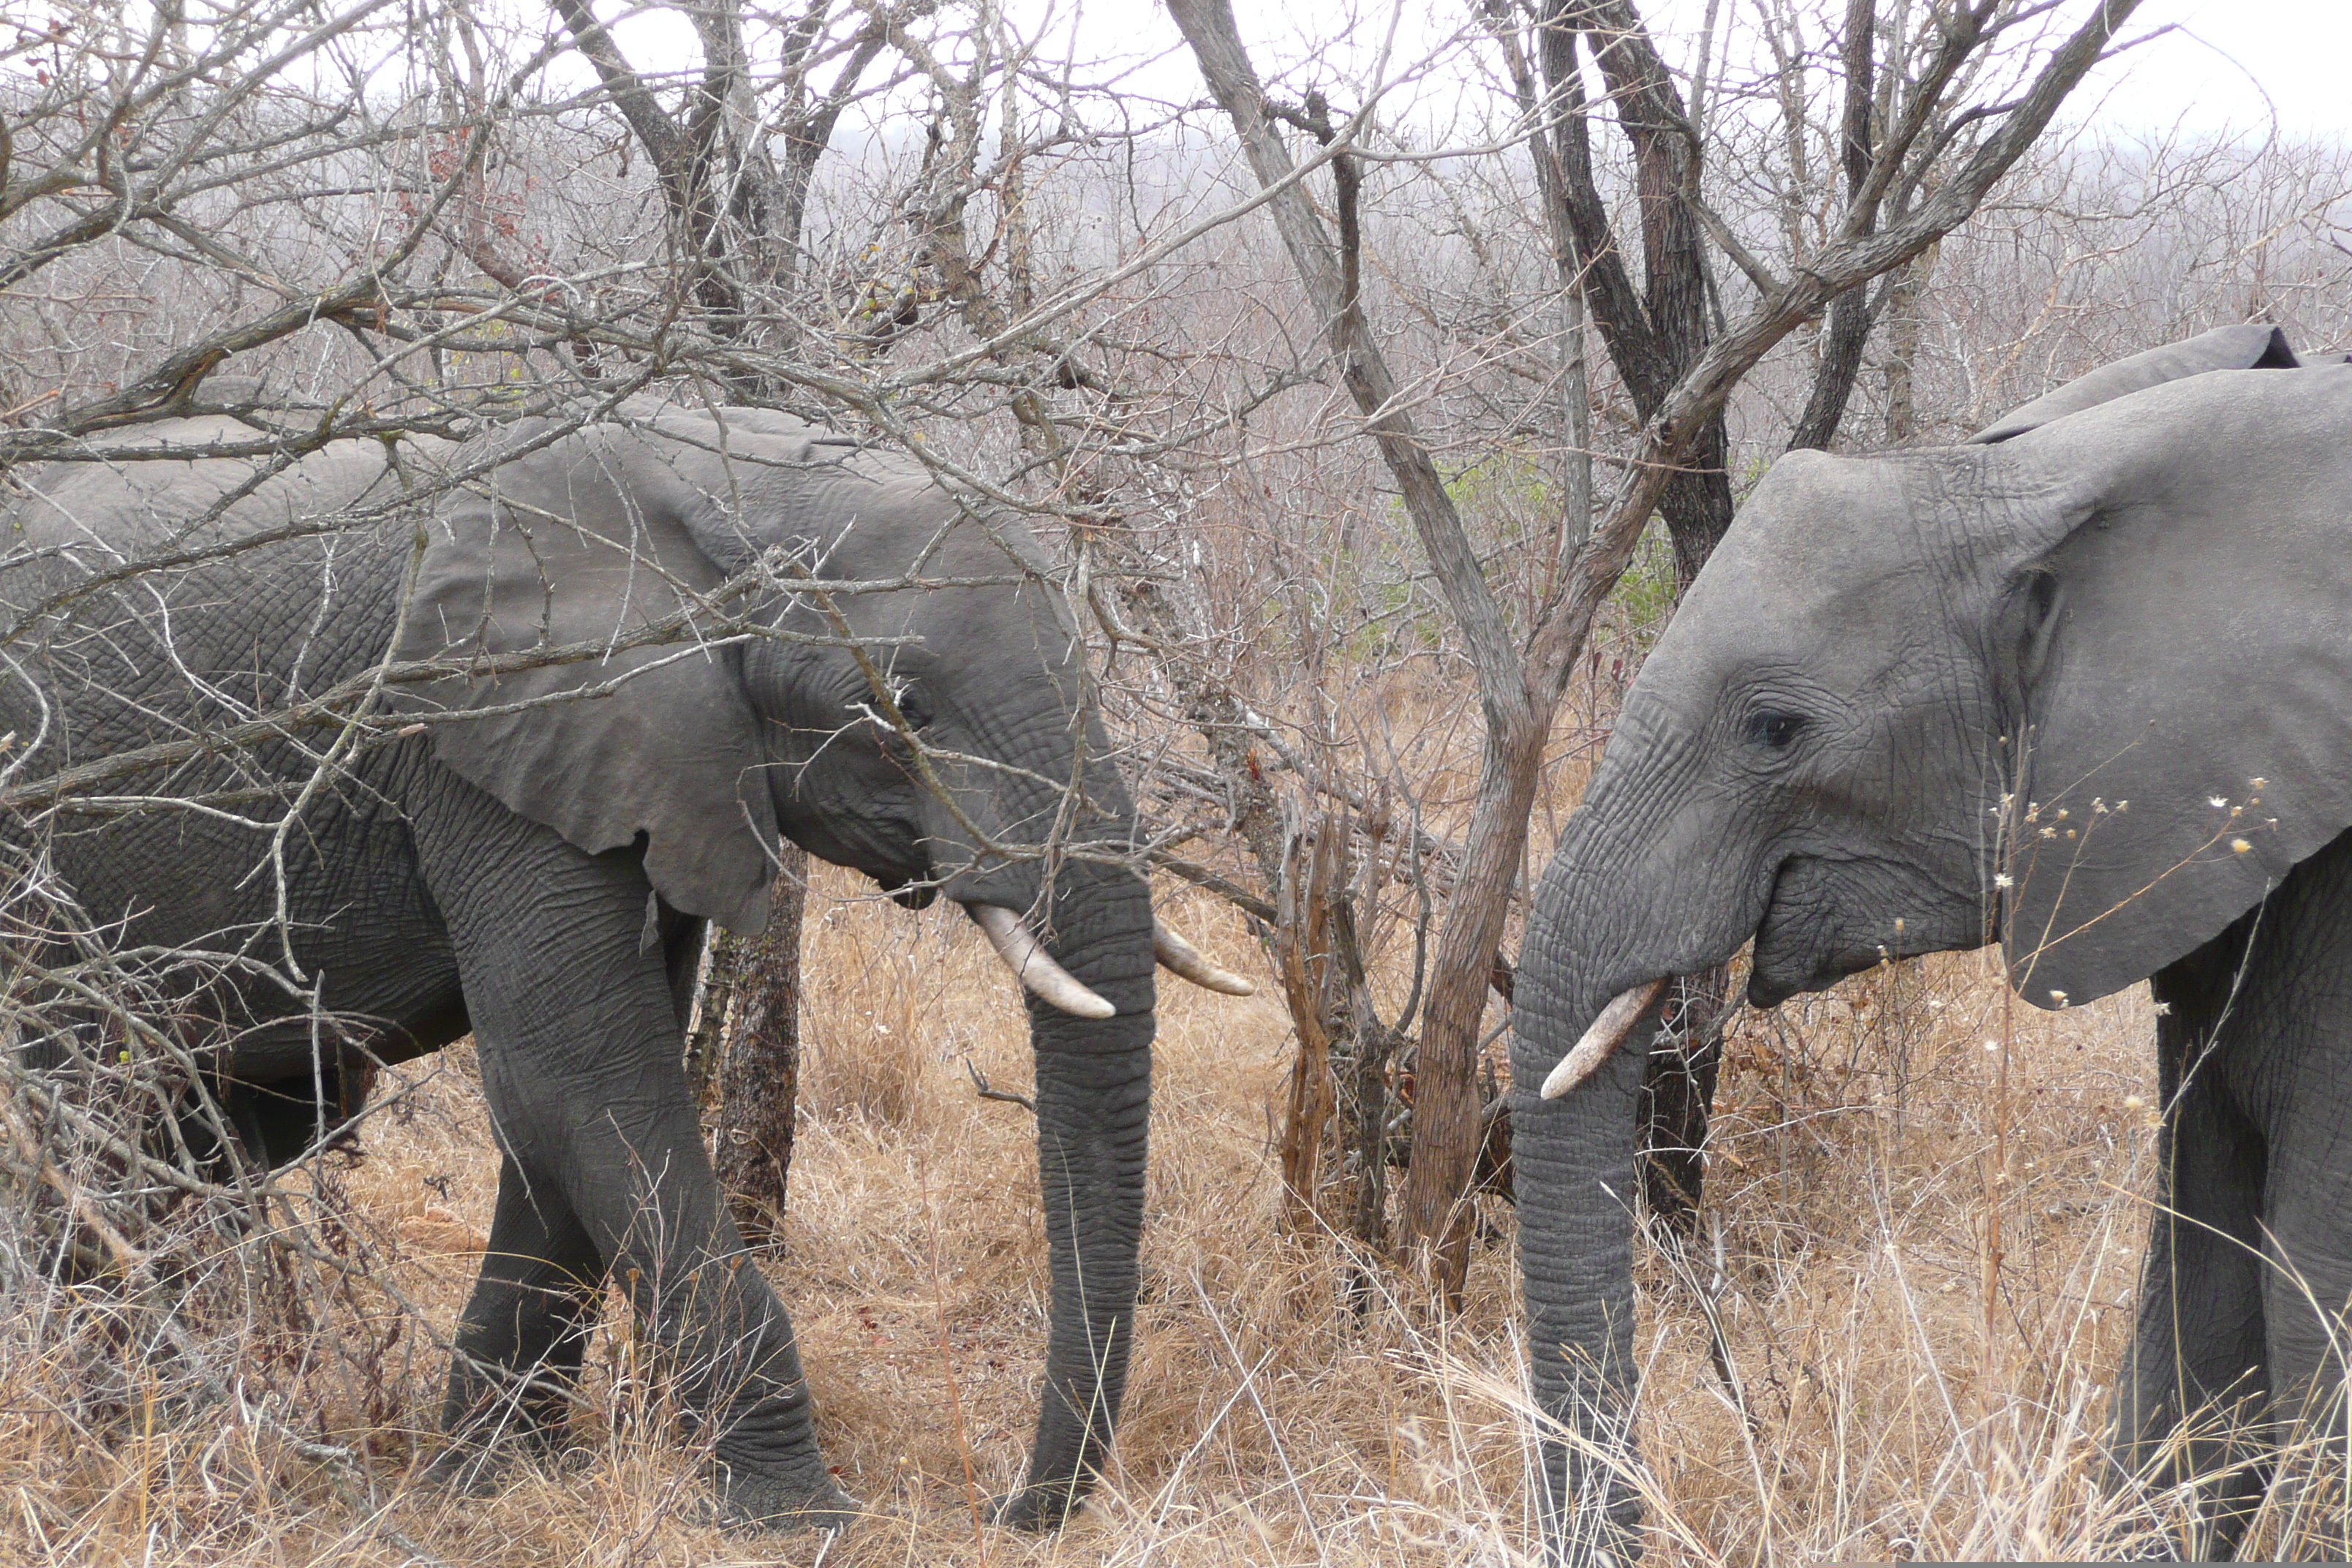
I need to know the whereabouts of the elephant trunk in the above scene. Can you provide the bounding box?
[1511,939,1656,1563]
[993,853,1156,1529]
[1510,764,1760,1564]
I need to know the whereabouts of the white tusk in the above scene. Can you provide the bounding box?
[970,903,1117,1019]
[1152,920,1257,996]
[1539,979,1668,1100]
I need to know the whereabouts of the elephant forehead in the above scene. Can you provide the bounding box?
[1648,516,1901,692]
[1701,451,1942,592]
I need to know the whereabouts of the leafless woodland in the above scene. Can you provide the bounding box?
[2,0,2350,1561]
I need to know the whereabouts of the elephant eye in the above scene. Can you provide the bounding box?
[893,687,933,731]
[1746,709,1806,750]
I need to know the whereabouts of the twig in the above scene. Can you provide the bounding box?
[965,1059,1035,1115]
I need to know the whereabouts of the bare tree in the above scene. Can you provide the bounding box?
[1169,0,2148,1300]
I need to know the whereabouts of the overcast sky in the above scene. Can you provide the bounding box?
[592,0,2352,145]
[1956,0,2352,138]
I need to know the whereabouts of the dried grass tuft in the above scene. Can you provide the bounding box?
[1,854,2348,1564]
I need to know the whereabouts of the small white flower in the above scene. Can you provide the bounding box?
[1994,873,2014,889]
[2152,1002,2171,1016]
[2123,1095,2145,1111]
[2252,777,2268,790]
[1983,1039,2000,1052]
[2231,837,2252,853]
[2048,990,2069,1006]
[2209,796,2228,809]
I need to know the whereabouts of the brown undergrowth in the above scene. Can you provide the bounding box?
[6,855,2349,1563]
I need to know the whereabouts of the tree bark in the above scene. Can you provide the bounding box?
[709,846,809,1247]
[1540,0,1736,587]
[1636,965,1730,1236]
[1787,0,1882,453]
[1881,245,1934,444]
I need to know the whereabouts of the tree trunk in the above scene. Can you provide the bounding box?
[1275,807,1348,1232]
[709,846,808,1247]
[1786,0,1883,455]
[1636,965,1730,1237]
[1882,246,1933,444]
[1167,0,1540,1305]
[1539,0,1738,589]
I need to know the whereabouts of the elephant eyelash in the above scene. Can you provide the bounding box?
[1746,710,1806,749]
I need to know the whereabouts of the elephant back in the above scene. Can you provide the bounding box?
[0,422,431,769]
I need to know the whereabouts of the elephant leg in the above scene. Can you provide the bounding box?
[428,1150,602,1486]
[410,780,853,1529]
[2255,1172,2352,1561]
[2248,1038,2352,1562]
[2109,946,2271,1559]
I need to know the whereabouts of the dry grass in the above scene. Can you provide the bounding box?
[6,856,2350,1564]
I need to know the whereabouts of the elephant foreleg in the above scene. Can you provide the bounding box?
[430,1150,603,1485]
[411,779,853,1529]
[2248,1030,2352,1562]
[2110,949,2271,1559]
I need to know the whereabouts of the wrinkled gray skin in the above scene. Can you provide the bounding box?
[0,404,1154,1531]
[1516,326,2352,1562]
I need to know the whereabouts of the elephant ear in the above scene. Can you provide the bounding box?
[1966,324,2299,445]
[393,414,801,934]
[1994,363,2352,1009]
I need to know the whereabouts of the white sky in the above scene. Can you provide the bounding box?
[2008,0,2352,138]
[588,0,2352,146]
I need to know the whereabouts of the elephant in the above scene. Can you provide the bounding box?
[1511,324,2352,1562]
[0,399,1251,1530]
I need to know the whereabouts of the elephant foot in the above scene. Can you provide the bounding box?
[423,1398,579,1496]
[990,1480,1090,1532]
[420,1439,510,1499]
[714,1460,863,1534]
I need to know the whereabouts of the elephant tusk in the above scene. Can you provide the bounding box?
[970,903,1117,1019]
[1152,921,1257,996]
[1539,978,1668,1100]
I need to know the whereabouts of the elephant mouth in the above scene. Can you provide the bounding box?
[1744,943,1882,1010]
[1538,862,1887,1099]
[1745,851,1975,1009]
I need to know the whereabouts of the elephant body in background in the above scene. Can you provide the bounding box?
[1513,325,2352,1561]
[0,402,1196,1529]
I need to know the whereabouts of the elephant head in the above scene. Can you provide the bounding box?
[393,399,1247,1525]
[1512,326,2352,1558]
